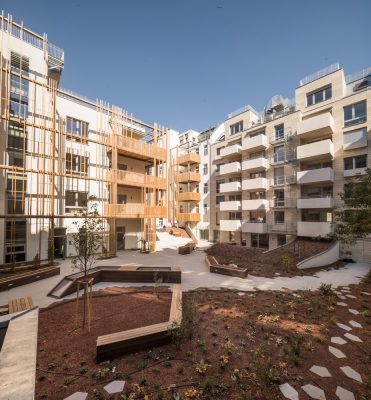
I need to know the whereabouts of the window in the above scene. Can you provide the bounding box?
[216,195,225,205]
[216,147,224,155]
[344,101,366,127]
[229,212,242,220]
[10,53,29,120]
[216,163,223,172]
[117,163,128,171]
[229,232,235,242]
[118,194,127,204]
[343,128,367,150]
[216,212,220,225]
[277,234,286,246]
[7,194,24,214]
[66,117,89,138]
[274,146,285,163]
[5,220,26,262]
[203,164,208,174]
[203,145,208,156]
[8,122,27,151]
[344,155,367,170]
[216,179,224,193]
[274,190,285,207]
[251,233,269,249]
[203,183,208,194]
[203,204,208,213]
[274,211,285,224]
[65,191,88,212]
[275,124,284,140]
[230,121,243,135]
[307,85,332,106]
[229,194,241,201]
[66,153,89,174]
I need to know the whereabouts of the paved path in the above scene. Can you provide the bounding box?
[0,232,370,308]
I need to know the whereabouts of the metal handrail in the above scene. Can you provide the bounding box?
[299,63,340,86]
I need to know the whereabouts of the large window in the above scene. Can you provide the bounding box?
[65,191,88,212]
[66,153,89,174]
[8,122,27,152]
[5,220,26,262]
[66,117,89,138]
[216,195,225,205]
[307,85,332,106]
[344,101,366,127]
[251,233,269,249]
[274,211,285,224]
[203,164,208,174]
[10,53,29,120]
[344,155,367,170]
[203,145,208,156]
[275,124,284,140]
[230,121,243,135]
[273,146,285,163]
[203,183,208,194]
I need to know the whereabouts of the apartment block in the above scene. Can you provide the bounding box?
[0,14,167,263]
[210,64,371,261]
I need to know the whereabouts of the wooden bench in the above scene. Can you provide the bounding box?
[96,284,182,362]
[8,296,34,314]
[178,241,196,255]
[205,255,248,278]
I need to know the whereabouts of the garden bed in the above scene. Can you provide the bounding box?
[206,239,343,278]
[35,276,371,399]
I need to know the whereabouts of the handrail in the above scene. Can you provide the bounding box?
[299,63,340,86]
[113,135,167,161]
[108,169,166,189]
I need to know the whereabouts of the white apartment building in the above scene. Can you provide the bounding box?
[210,64,371,262]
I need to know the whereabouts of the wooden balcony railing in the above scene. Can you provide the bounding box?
[107,170,167,189]
[176,192,201,202]
[106,204,166,218]
[176,172,201,183]
[177,153,201,165]
[176,212,201,222]
[110,135,167,161]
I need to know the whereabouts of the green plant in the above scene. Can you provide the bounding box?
[92,367,110,380]
[281,253,293,272]
[79,367,87,374]
[196,361,209,375]
[64,376,75,386]
[47,362,56,370]
[93,389,105,400]
[319,283,334,296]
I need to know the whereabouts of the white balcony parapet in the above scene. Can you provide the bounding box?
[219,161,241,175]
[220,143,242,158]
[297,167,334,185]
[219,181,241,193]
[297,197,334,209]
[242,157,268,171]
[297,139,334,161]
[242,199,269,210]
[297,221,332,237]
[242,177,268,191]
[242,221,268,233]
[242,134,268,151]
[297,112,334,137]
[220,219,242,231]
[344,167,368,177]
[220,201,242,211]
[268,223,297,233]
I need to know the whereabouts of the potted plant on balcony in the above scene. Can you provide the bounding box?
[138,238,149,254]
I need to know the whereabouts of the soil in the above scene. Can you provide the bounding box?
[206,239,344,278]
[36,276,371,400]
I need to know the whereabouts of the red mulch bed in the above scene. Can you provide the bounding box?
[36,277,371,400]
[206,239,343,277]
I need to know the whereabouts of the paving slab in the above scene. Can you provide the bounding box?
[336,302,348,307]
[104,380,126,394]
[279,383,299,400]
[361,291,370,296]
[329,346,346,358]
[338,295,347,300]
[340,366,362,383]
[301,384,326,400]
[344,333,362,343]
[336,323,352,331]
[345,294,356,299]
[64,393,88,400]
[331,337,347,345]
[335,386,355,400]
[310,365,332,377]
[348,320,362,328]
[348,309,359,315]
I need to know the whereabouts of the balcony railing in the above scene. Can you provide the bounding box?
[107,169,167,189]
[219,161,241,175]
[111,135,167,161]
[242,157,268,171]
[297,112,334,138]
[268,223,297,234]
[270,198,296,208]
[297,139,334,161]
[299,63,340,86]
[177,153,201,165]
[219,181,241,193]
[106,204,166,218]
[297,197,334,209]
[177,212,201,222]
[176,192,201,202]
[242,134,268,151]
[297,221,332,237]
[242,221,268,234]
[242,177,268,191]
[270,130,294,145]
[270,175,296,186]
[270,151,296,165]
[242,199,269,210]
[297,167,334,185]
[176,172,201,183]
[220,144,242,158]
[220,219,242,231]
[220,201,242,211]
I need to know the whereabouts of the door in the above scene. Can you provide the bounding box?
[116,226,125,250]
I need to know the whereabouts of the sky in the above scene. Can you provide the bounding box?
[3,0,370,132]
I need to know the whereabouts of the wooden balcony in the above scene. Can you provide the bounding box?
[107,170,167,190]
[176,212,201,222]
[109,135,167,162]
[176,172,201,183]
[177,153,201,166]
[176,192,201,202]
[106,204,166,218]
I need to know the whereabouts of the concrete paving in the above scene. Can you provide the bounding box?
[0,232,370,309]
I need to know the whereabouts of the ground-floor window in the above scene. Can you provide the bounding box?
[277,234,286,246]
[229,231,235,242]
[251,233,269,250]
[5,219,26,263]
[213,230,220,242]
[199,229,209,241]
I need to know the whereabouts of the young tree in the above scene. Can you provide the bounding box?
[71,196,104,328]
[332,168,371,244]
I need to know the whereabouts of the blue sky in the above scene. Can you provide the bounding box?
[3,0,370,132]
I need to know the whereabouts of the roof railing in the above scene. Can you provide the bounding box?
[227,104,259,119]
[299,63,340,86]
[345,67,371,84]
